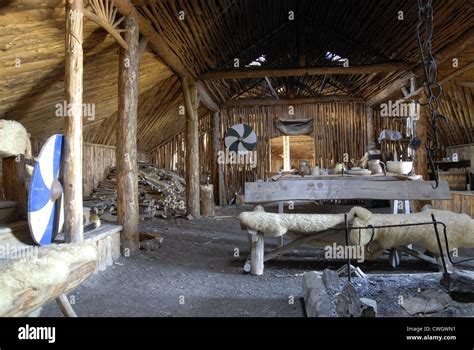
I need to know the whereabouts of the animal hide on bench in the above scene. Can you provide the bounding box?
[0,243,98,317]
[239,206,474,258]
[349,207,474,259]
[239,208,348,246]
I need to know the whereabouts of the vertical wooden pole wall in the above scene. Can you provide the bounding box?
[211,111,220,204]
[182,77,201,218]
[64,0,84,243]
[117,15,140,254]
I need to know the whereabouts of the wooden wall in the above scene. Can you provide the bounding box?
[30,140,149,196]
[150,102,367,203]
[149,113,213,179]
[219,103,367,202]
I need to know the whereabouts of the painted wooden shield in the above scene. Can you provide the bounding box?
[224,123,257,153]
[28,134,64,245]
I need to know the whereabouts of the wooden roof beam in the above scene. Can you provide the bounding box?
[223,95,364,107]
[112,0,220,112]
[367,26,474,107]
[200,62,409,80]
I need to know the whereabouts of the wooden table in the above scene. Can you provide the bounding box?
[242,176,452,275]
[244,177,451,203]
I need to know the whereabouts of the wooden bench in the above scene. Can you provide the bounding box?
[242,178,451,275]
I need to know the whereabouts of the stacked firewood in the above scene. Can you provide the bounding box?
[84,162,186,220]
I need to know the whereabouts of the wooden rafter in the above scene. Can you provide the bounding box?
[83,0,128,50]
[367,26,474,106]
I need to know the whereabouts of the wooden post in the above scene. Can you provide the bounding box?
[211,111,220,204]
[117,14,140,255]
[415,97,429,181]
[64,0,84,243]
[250,232,264,275]
[56,294,77,317]
[200,185,215,217]
[2,156,26,219]
[414,97,431,212]
[366,106,375,151]
[182,77,201,218]
[283,136,290,171]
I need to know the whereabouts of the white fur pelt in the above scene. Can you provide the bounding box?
[0,119,30,158]
[348,206,474,259]
[239,210,347,237]
[0,243,98,317]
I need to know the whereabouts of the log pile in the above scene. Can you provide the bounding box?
[84,162,186,220]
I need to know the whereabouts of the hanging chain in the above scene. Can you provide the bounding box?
[416,0,448,188]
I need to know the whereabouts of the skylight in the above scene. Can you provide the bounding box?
[325,51,346,63]
[246,55,267,67]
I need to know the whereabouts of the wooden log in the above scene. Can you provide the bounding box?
[116,14,140,255]
[223,95,363,107]
[200,185,215,217]
[366,106,375,150]
[182,77,200,218]
[2,156,26,219]
[197,81,219,112]
[64,0,84,243]
[250,231,264,276]
[55,294,77,317]
[82,9,128,50]
[211,111,220,203]
[200,62,409,80]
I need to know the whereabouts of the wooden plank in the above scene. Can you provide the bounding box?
[64,0,84,243]
[244,179,451,203]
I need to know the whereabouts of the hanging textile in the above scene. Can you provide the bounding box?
[275,118,313,135]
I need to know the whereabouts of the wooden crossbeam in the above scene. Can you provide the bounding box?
[223,95,364,107]
[200,63,410,80]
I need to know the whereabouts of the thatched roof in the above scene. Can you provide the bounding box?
[1,0,473,150]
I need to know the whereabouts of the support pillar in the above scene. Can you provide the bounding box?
[117,14,140,255]
[182,77,200,218]
[64,0,84,243]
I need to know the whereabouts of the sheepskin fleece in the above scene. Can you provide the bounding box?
[0,243,98,316]
[0,120,29,158]
[239,211,346,237]
[348,206,474,258]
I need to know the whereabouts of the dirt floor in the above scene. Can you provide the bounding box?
[41,203,474,317]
